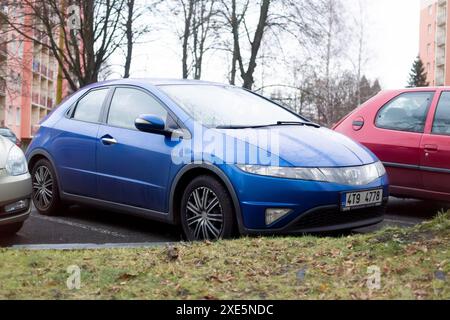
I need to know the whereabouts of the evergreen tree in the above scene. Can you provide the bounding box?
[407,56,429,87]
[371,79,381,93]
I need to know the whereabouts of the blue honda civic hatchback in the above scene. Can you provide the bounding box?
[26,79,389,240]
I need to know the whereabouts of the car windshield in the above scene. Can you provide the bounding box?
[158,84,304,128]
[0,128,14,137]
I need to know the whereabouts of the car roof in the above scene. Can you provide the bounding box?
[382,86,450,94]
[87,78,229,89]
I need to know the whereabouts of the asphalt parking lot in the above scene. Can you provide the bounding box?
[1,197,448,249]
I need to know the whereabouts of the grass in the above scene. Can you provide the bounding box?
[0,211,449,300]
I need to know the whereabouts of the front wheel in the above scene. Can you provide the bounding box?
[31,159,63,216]
[180,175,235,241]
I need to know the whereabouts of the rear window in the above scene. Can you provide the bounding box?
[72,88,109,123]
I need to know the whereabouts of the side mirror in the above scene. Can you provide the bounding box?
[135,114,166,134]
[135,114,190,140]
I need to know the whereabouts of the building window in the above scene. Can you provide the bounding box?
[428,24,432,34]
[427,63,431,74]
[427,43,431,56]
[16,107,21,125]
[7,106,12,126]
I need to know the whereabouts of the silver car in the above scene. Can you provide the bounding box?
[0,136,32,236]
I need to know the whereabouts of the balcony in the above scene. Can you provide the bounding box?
[437,31,447,46]
[439,0,447,7]
[32,93,40,105]
[436,73,445,86]
[438,11,447,26]
[436,54,446,66]
[47,97,53,108]
[40,96,46,107]
[32,61,41,73]
[40,65,47,77]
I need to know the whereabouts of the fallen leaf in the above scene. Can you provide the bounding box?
[117,273,138,282]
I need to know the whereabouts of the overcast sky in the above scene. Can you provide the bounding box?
[114,0,421,90]
[362,0,420,89]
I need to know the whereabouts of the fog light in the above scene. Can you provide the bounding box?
[265,208,292,225]
[4,199,29,213]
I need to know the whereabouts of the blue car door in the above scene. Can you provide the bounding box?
[96,86,181,213]
[51,87,110,197]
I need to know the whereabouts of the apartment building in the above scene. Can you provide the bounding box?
[0,5,69,145]
[420,0,450,86]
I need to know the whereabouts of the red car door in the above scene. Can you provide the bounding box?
[361,91,436,192]
[420,90,450,198]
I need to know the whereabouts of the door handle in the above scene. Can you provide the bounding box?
[424,144,438,152]
[101,136,117,145]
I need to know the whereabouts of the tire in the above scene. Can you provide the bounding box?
[0,222,24,237]
[180,175,235,241]
[31,159,63,216]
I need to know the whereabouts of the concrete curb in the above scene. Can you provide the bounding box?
[9,242,178,250]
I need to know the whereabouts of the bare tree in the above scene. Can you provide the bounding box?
[220,0,270,89]
[220,0,322,90]
[0,0,126,92]
[122,0,159,78]
[303,0,347,125]
[351,0,369,106]
[174,0,220,79]
[123,0,136,78]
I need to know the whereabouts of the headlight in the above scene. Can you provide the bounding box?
[236,161,386,186]
[5,145,28,176]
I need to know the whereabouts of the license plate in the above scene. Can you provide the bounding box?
[341,189,383,211]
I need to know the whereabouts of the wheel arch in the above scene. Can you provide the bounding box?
[169,163,244,233]
[27,149,63,195]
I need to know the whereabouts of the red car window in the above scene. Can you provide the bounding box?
[432,91,450,136]
[375,92,434,133]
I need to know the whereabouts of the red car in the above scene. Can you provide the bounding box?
[334,87,450,202]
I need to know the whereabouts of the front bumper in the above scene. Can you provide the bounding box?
[244,202,386,235]
[221,165,389,233]
[0,171,32,226]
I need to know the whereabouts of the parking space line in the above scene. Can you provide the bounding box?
[30,213,128,238]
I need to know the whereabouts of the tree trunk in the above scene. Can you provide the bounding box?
[241,0,270,90]
[182,0,194,79]
[82,0,97,86]
[124,0,134,78]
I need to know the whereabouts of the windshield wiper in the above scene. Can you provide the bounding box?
[215,125,260,129]
[276,121,321,128]
[216,121,321,130]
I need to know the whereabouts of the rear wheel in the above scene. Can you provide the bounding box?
[0,222,24,237]
[31,159,63,216]
[180,175,235,241]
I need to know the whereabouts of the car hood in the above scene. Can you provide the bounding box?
[218,125,377,167]
[0,136,14,168]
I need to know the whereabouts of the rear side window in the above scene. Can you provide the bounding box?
[375,92,434,133]
[107,87,169,130]
[432,91,450,135]
[72,88,109,123]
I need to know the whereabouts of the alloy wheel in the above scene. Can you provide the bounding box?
[185,187,224,240]
[32,165,54,211]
